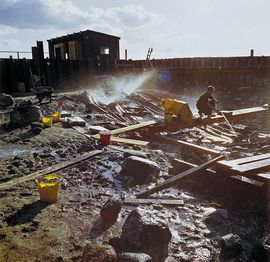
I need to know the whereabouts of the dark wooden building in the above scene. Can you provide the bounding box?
[47,30,120,68]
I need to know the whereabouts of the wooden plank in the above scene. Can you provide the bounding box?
[257,172,270,180]
[171,158,216,176]
[137,155,224,198]
[86,134,149,146]
[228,105,269,116]
[218,153,270,169]
[195,127,232,144]
[92,120,157,139]
[110,136,149,146]
[207,125,236,138]
[231,175,264,187]
[231,159,270,173]
[0,150,102,190]
[124,198,184,206]
[155,134,220,156]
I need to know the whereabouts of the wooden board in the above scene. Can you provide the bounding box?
[231,159,270,173]
[207,125,236,138]
[0,150,102,190]
[124,198,184,206]
[92,120,157,139]
[171,158,216,176]
[231,175,264,187]
[195,127,232,144]
[86,134,149,146]
[110,136,149,146]
[257,172,270,180]
[217,153,270,169]
[137,155,224,198]
[155,134,221,156]
[228,105,269,116]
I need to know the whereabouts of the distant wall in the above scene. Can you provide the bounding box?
[1,55,270,94]
[0,58,111,94]
[116,56,270,89]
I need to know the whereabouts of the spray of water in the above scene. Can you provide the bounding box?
[86,71,154,105]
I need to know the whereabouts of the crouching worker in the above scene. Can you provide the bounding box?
[196,85,219,118]
[162,98,193,124]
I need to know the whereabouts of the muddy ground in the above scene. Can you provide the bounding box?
[0,84,270,262]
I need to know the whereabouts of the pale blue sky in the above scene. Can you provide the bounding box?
[0,0,269,59]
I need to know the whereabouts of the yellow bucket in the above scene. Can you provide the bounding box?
[164,112,173,123]
[53,112,61,123]
[36,174,61,203]
[42,117,53,128]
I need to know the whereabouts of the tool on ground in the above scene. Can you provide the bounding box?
[220,111,238,137]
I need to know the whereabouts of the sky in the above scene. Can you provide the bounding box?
[0,0,269,59]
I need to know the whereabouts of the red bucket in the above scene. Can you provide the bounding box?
[99,130,111,145]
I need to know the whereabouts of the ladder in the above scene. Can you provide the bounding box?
[146,48,153,69]
[146,48,153,60]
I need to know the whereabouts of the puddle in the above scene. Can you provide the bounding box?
[0,144,42,158]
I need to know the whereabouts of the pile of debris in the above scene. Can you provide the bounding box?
[0,87,269,261]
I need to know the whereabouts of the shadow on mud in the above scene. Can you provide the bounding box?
[5,200,49,226]
[89,216,117,239]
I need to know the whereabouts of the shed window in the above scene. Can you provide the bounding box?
[100,47,109,55]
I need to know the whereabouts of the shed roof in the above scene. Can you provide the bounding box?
[47,29,120,42]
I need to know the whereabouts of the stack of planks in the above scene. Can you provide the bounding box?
[217,153,270,174]
[217,153,270,187]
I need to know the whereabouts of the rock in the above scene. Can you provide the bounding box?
[31,121,43,134]
[204,208,228,225]
[118,252,152,262]
[251,243,270,261]
[0,93,14,109]
[82,243,117,262]
[100,195,123,222]
[0,232,6,240]
[10,101,42,127]
[77,143,94,153]
[31,122,43,129]
[220,233,243,259]
[123,150,148,159]
[120,208,171,262]
[32,127,43,135]
[119,156,160,185]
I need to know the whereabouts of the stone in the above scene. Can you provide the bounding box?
[204,208,228,225]
[220,233,243,259]
[100,195,123,222]
[10,101,41,127]
[118,252,152,262]
[123,150,148,159]
[119,156,160,185]
[0,232,6,240]
[251,243,270,261]
[0,93,14,109]
[77,143,94,153]
[32,127,43,135]
[120,208,171,262]
[82,243,117,262]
